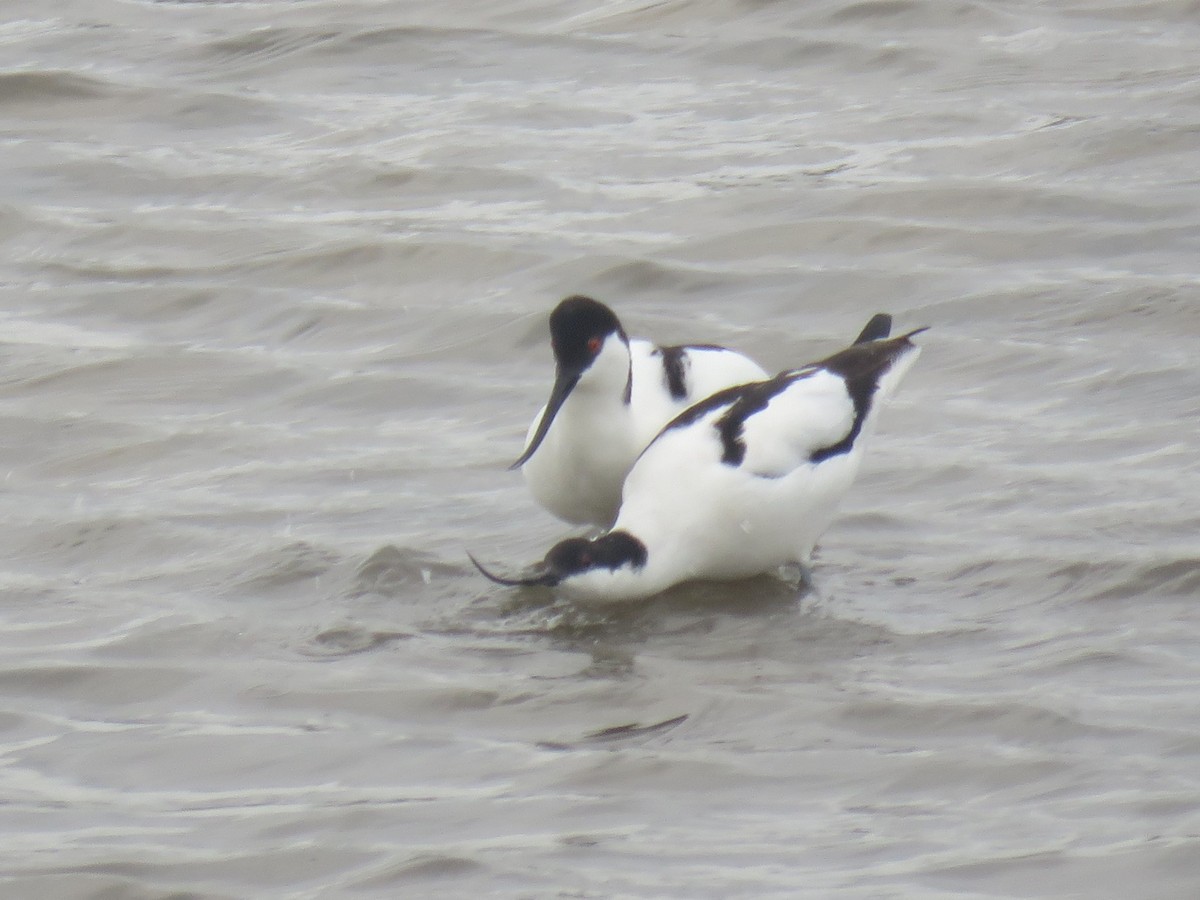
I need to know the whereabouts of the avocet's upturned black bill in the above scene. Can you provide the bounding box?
[512,295,768,527]
[510,296,627,471]
[478,317,927,602]
[467,552,558,588]
[469,532,648,589]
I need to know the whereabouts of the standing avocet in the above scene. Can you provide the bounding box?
[476,320,925,602]
[512,295,768,527]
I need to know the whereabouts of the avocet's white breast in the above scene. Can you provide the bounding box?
[520,333,638,526]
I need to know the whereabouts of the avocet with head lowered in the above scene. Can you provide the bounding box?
[475,319,926,602]
[512,295,769,528]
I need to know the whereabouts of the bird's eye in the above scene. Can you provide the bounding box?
[587,337,602,354]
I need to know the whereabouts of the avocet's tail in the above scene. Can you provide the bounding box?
[852,313,892,344]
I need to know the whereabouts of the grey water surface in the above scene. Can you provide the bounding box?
[2,1,1199,897]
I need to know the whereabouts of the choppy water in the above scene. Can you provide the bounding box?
[2,1,1199,897]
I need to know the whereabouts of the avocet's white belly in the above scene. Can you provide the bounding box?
[615,437,865,587]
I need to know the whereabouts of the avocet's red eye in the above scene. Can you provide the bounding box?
[587,336,602,354]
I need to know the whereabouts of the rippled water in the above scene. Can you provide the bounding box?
[2,1,1199,897]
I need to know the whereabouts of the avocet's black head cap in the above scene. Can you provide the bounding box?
[511,296,629,470]
[470,530,647,589]
[549,295,627,371]
[544,530,647,578]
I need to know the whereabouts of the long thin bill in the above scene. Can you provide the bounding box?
[467,552,557,588]
[510,368,580,470]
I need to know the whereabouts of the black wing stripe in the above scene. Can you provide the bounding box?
[658,345,689,400]
[655,343,736,401]
[655,328,925,470]
[715,371,810,465]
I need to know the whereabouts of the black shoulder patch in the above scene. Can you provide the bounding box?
[658,379,747,435]
[658,370,807,466]
[658,345,689,400]
[654,343,730,401]
[714,370,809,465]
[658,330,923,470]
